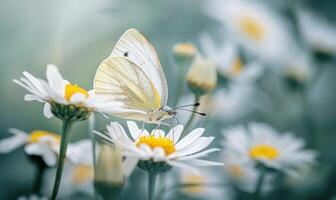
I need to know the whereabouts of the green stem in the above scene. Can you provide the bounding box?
[254,169,266,200]
[51,120,73,200]
[183,94,200,133]
[32,158,46,195]
[298,88,317,149]
[148,172,157,200]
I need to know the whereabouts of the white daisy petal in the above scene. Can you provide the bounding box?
[43,103,53,118]
[127,121,141,140]
[0,129,28,153]
[175,128,205,150]
[166,124,184,143]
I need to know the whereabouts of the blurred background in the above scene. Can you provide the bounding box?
[0,0,336,199]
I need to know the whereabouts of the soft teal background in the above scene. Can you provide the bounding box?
[0,0,336,199]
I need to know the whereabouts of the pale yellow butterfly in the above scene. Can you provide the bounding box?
[94,28,184,124]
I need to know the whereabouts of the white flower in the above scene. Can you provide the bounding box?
[283,49,314,83]
[210,85,271,121]
[206,0,295,64]
[177,168,232,200]
[221,123,316,175]
[222,150,274,192]
[13,64,112,119]
[0,129,95,168]
[297,8,336,54]
[0,128,60,166]
[199,32,263,82]
[95,121,223,174]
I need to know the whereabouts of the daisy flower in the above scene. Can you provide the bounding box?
[199,32,263,83]
[177,168,232,200]
[0,128,60,166]
[283,49,314,87]
[95,121,223,175]
[297,8,336,55]
[13,64,112,121]
[222,151,274,193]
[221,123,316,175]
[210,85,271,122]
[206,0,295,64]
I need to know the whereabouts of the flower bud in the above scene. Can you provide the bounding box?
[94,144,124,199]
[173,43,198,68]
[187,56,217,96]
[173,43,197,58]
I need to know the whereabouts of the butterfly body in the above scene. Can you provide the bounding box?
[94,28,176,124]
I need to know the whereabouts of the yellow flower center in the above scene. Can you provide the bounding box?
[227,164,244,178]
[64,84,89,102]
[239,15,265,41]
[249,144,279,160]
[71,165,93,184]
[136,135,176,155]
[29,130,60,144]
[229,58,243,75]
[181,174,205,194]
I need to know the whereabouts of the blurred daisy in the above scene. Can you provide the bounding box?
[178,168,231,200]
[0,128,60,166]
[13,64,112,120]
[206,0,294,64]
[199,32,263,82]
[95,121,223,174]
[221,123,316,175]
[222,150,274,193]
[297,8,336,55]
[209,84,271,121]
[283,49,314,86]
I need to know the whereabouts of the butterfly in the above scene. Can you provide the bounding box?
[94,28,181,124]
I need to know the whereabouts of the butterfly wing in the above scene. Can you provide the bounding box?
[94,56,162,120]
[110,28,168,106]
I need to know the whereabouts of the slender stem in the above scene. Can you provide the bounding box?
[254,169,266,200]
[148,172,157,200]
[298,88,317,149]
[51,120,73,200]
[183,94,200,133]
[32,160,46,195]
[88,114,96,169]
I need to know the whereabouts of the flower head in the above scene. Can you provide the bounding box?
[297,9,336,55]
[173,43,198,59]
[13,64,111,121]
[187,56,217,96]
[95,121,223,174]
[206,0,295,63]
[221,123,316,175]
[0,128,60,166]
[199,32,263,82]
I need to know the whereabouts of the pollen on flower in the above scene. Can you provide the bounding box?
[249,144,279,160]
[64,84,89,102]
[29,130,60,143]
[136,135,176,155]
[239,15,265,41]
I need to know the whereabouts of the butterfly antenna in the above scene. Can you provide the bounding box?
[177,108,206,116]
[173,102,200,110]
